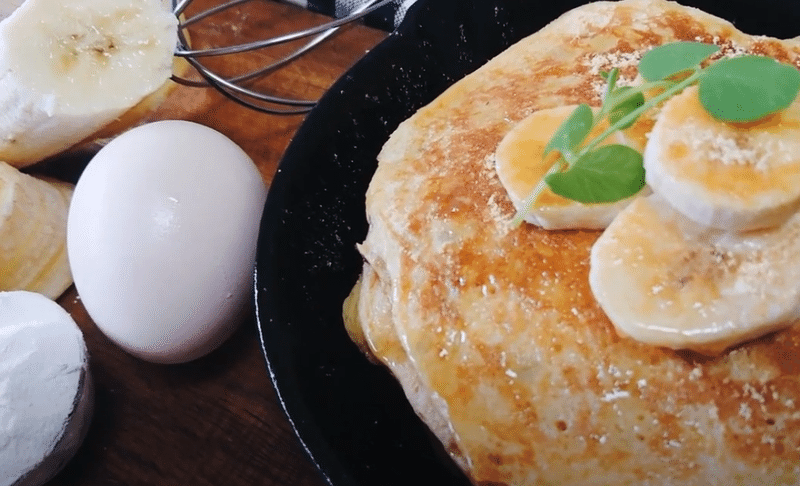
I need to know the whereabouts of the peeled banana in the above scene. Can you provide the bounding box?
[0,162,73,299]
[0,0,179,167]
[644,85,800,232]
[495,104,652,229]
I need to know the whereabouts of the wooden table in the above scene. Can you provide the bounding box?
[47,1,386,484]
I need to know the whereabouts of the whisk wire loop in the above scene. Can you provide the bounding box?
[171,0,393,114]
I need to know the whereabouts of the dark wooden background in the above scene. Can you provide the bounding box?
[47,1,386,484]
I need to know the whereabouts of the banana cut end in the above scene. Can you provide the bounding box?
[0,0,180,168]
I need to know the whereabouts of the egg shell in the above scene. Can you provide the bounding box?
[66,120,267,364]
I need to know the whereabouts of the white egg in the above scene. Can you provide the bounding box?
[67,120,267,364]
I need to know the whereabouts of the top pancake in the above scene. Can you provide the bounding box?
[353,1,800,484]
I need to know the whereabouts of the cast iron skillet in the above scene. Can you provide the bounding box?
[254,1,800,485]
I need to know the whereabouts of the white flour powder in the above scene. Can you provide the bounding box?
[0,291,92,486]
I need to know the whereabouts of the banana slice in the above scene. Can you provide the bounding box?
[0,0,178,168]
[589,195,800,355]
[496,105,652,229]
[0,162,73,299]
[644,85,800,232]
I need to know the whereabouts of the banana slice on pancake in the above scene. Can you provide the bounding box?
[589,195,800,355]
[644,85,800,232]
[496,105,651,229]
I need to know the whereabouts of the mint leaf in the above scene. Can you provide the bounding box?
[545,145,644,203]
[639,42,719,81]
[607,86,645,129]
[543,103,593,158]
[515,41,800,224]
[698,55,800,122]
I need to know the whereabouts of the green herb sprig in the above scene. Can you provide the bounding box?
[511,41,800,227]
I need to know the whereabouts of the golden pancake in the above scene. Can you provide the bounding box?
[348,1,800,484]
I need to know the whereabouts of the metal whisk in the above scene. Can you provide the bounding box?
[170,0,394,115]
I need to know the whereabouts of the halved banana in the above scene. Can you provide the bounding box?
[0,0,178,167]
[589,195,800,355]
[644,85,800,232]
[495,105,652,230]
[0,162,73,299]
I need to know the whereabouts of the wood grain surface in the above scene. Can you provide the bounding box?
[45,1,386,484]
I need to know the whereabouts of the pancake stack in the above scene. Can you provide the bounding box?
[345,1,800,484]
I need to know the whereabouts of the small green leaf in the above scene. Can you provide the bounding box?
[607,87,646,129]
[545,145,645,203]
[603,68,620,95]
[698,55,800,122]
[543,103,593,158]
[639,41,719,81]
